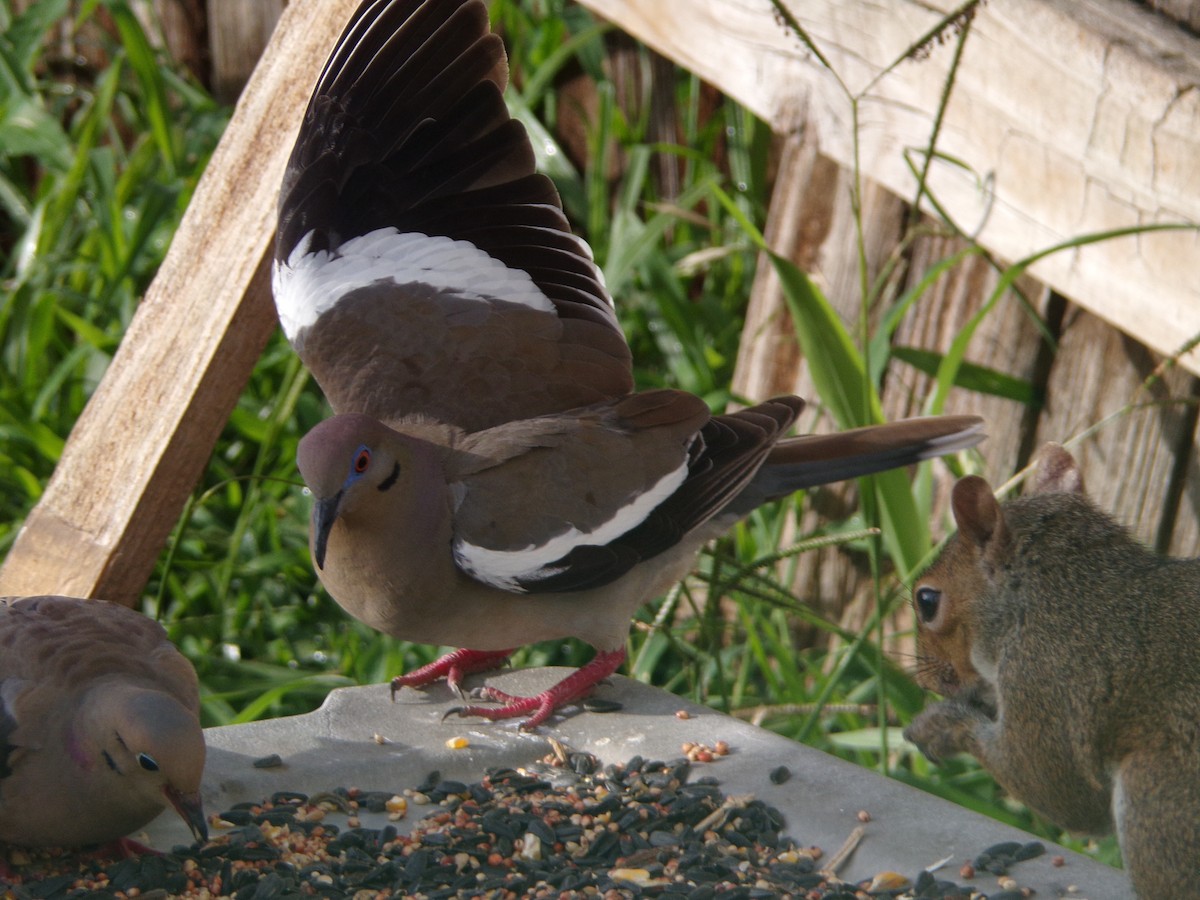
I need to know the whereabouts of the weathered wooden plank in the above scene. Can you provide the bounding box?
[207,0,287,102]
[141,1,209,84]
[0,0,357,605]
[732,130,835,408]
[1032,305,1199,553]
[575,0,1200,374]
[886,236,1053,490]
[1138,0,1200,31]
[1169,407,1200,555]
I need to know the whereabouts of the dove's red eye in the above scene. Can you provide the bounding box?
[354,449,371,473]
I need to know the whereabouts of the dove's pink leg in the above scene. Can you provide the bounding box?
[449,648,626,730]
[390,647,514,698]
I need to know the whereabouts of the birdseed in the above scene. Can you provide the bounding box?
[2,754,1047,899]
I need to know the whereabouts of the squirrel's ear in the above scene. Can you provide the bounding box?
[951,475,1004,548]
[1031,442,1085,495]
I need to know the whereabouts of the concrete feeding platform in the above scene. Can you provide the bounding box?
[142,670,1130,898]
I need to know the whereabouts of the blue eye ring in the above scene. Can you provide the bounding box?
[353,447,371,474]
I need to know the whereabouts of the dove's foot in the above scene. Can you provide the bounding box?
[446,647,626,730]
[391,647,515,699]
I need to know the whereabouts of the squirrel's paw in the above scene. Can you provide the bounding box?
[904,700,986,763]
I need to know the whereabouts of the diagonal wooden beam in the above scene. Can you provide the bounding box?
[0,0,357,605]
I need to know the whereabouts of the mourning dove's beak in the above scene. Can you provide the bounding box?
[167,786,208,843]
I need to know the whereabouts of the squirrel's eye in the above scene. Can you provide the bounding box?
[915,586,941,623]
[137,753,160,772]
[353,448,371,474]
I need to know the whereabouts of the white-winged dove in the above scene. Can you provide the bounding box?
[273,0,985,728]
[0,596,207,848]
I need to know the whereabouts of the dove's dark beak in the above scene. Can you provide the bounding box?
[166,786,208,843]
[311,492,343,570]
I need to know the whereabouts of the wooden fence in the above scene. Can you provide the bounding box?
[1,1,1198,646]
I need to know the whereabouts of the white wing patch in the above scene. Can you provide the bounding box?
[272,227,555,343]
[452,460,689,592]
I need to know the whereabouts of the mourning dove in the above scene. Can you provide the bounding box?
[273,0,985,728]
[0,596,207,848]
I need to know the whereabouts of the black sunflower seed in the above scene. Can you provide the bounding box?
[1014,840,1045,861]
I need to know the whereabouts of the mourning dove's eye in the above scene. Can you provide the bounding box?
[137,753,159,772]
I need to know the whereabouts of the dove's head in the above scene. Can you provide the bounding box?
[297,413,445,571]
[91,685,208,843]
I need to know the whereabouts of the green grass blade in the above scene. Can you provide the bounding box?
[3,0,70,76]
[893,346,1041,405]
[110,3,178,175]
[518,19,611,103]
[867,243,983,386]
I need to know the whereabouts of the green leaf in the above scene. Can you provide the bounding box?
[893,345,1042,405]
[517,18,611,104]
[769,250,880,428]
[505,90,579,182]
[54,303,116,351]
[2,0,71,77]
[110,3,178,175]
[0,96,73,170]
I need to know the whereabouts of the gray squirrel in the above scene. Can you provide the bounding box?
[904,443,1200,898]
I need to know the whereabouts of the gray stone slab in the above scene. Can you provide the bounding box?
[142,669,1130,898]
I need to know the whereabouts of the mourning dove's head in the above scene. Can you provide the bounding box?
[83,683,208,843]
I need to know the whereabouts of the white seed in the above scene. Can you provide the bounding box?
[519,833,542,861]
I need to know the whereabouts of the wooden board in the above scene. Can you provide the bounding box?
[207,0,287,102]
[1139,0,1200,30]
[0,0,357,605]
[1032,306,1199,553]
[575,0,1200,375]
